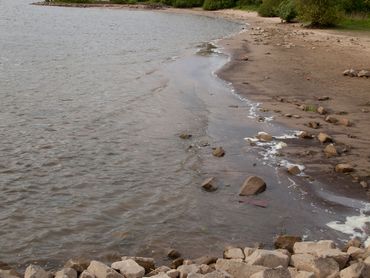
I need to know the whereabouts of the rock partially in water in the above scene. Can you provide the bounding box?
[179,133,192,140]
[212,147,225,157]
[168,249,182,260]
[201,178,218,192]
[239,176,266,196]
[274,235,302,253]
[171,258,184,270]
[335,164,354,173]
[317,106,327,115]
[111,259,145,278]
[324,144,338,158]
[256,132,273,142]
[318,133,333,144]
[121,257,155,274]
[287,166,301,176]
[325,115,338,124]
[223,247,245,260]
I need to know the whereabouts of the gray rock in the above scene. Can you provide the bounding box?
[24,265,49,278]
[55,268,77,278]
[239,176,266,196]
[250,267,291,278]
[111,259,145,278]
[87,261,124,278]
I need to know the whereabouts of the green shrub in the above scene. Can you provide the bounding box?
[173,0,204,7]
[258,0,282,17]
[203,0,236,10]
[278,0,297,22]
[296,0,342,26]
[341,0,370,13]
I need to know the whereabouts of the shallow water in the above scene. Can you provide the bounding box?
[1,0,369,270]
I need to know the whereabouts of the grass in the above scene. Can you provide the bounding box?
[337,13,370,31]
[236,4,260,12]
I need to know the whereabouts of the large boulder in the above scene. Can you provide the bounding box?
[290,254,339,278]
[293,241,336,254]
[111,259,145,278]
[250,267,291,278]
[64,258,90,274]
[215,259,266,278]
[55,268,77,278]
[274,235,302,253]
[121,257,155,274]
[24,265,49,278]
[224,248,245,260]
[245,250,289,268]
[87,261,124,278]
[239,176,266,196]
[339,262,370,277]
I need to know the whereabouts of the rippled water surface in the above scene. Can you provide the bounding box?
[1,0,369,270]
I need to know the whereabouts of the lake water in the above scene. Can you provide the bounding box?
[1,0,369,270]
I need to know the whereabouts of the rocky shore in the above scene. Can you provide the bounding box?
[2,238,370,278]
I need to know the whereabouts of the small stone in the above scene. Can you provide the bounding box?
[317,96,330,101]
[79,271,94,278]
[55,268,77,278]
[362,108,369,113]
[87,261,124,278]
[335,164,354,173]
[357,70,370,77]
[24,265,49,278]
[111,260,145,278]
[199,265,213,275]
[308,121,320,129]
[171,258,184,269]
[338,118,351,126]
[65,258,90,274]
[343,69,358,77]
[223,248,245,260]
[168,249,181,260]
[201,178,218,192]
[274,235,302,253]
[212,147,225,157]
[298,131,313,139]
[179,133,192,140]
[284,114,292,118]
[292,115,301,119]
[324,144,338,158]
[317,106,327,115]
[147,267,171,277]
[250,267,291,278]
[287,166,301,175]
[193,257,217,266]
[239,176,266,196]
[360,181,368,189]
[256,132,273,142]
[318,133,333,144]
[325,116,338,124]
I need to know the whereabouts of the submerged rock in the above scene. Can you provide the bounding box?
[256,132,273,142]
[179,133,192,140]
[168,249,181,260]
[239,176,266,196]
[287,166,301,175]
[274,235,302,253]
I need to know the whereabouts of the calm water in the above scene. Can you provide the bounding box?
[1,0,369,270]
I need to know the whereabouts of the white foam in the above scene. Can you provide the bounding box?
[327,203,370,246]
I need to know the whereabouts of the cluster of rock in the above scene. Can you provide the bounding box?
[343,69,370,78]
[3,239,370,278]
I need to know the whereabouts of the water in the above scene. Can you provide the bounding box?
[1,0,369,270]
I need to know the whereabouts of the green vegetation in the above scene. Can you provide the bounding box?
[49,0,370,29]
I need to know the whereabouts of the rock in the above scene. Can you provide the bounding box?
[244,248,256,257]
[149,274,171,278]
[87,261,124,278]
[201,178,218,192]
[203,270,232,278]
[293,240,336,254]
[223,248,245,260]
[121,257,155,274]
[287,166,301,175]
[317,107,327,115]
[338,118,351,127]
[171,259,184,270]
[167,270,180,278]
[55,268,77,278]
[307,122,320,129]
[343,69,358,77]
[317,96,330,101]
[65,259,90,274]
[168,250,182,260]
[347,247,366,260]
[239,176,266,196]
[111,259,145,278]
[325,116,338,124]
[339,262,370,277]
[177,264,200,278]
[360,181,368,189]
[364,256,370,265]
[343,238,362,251]
[292,115,301,119]
[0,263,20,278]
[324,144,338,158]
[24,265,49,278]
[357,70,370,78]
[274,235,302,253]
[79,271,94,278]
[212,147,225,157]
[193,257,218,266]
[179,133,192,140]
[335,164,354,173]
[314,249,349,269]
[318,133,333,144]
[297,131,313,139]
[246,249,289,268]
[290,254,339,278]
[147,266,171,277]
[183,261,193,266]
[256,132,273,142]
[215,259,266,278]
[199,265,213,275]
[288,268,314,278]
[250,267,291,278]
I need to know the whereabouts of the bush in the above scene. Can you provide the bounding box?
[237,0,262,5]
[258,0,282,17]
[296,0,342,26]
[278,0,297,22]
[203,0,236,10]
[173,0,204,7]
[341,0,370,13]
